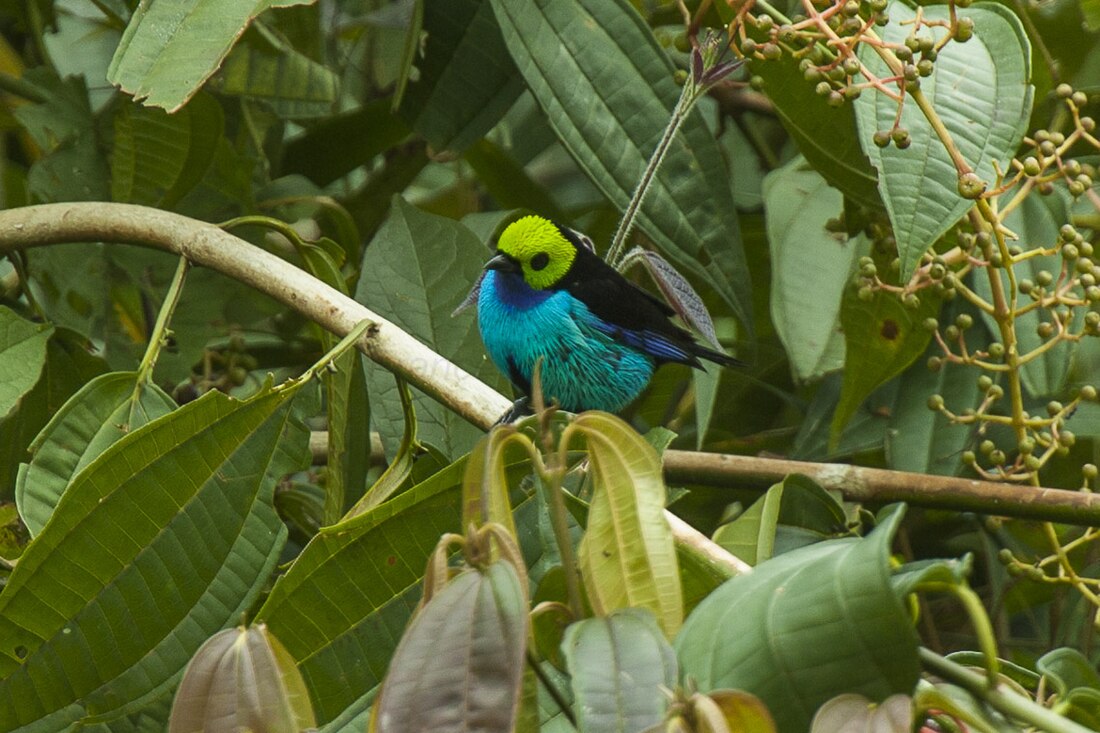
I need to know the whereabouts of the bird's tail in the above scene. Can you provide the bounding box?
[691,343,746,369]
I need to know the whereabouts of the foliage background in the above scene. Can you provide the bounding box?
[1,0,1100,731]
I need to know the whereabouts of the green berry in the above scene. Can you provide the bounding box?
[955,17,974,40]
[1081,385,1098,401]
[917,59,934,77]
[1037,322,1055,339]
[1062,430,1076,447]
[987,384,1004,400]
[980,439,995,455]
[873,130,891,148]
[1023,157,1041,176]
[1047,400,1064,416]
[977,375,993,390]
[927,394,945,410]
[1084,464,1099,479]
[1057,83,1074,98]
[989,342,1005,358]
[842,56,862,75]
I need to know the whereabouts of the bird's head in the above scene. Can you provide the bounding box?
[485,216,577,290]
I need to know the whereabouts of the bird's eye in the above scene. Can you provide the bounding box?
[531,252,550,271]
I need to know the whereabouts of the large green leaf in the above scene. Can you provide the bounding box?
[111,93,223,208]
[355,197,510,458]
[15,371,177,536]
[763,161,867,382]
[400,0,524,155]
[374,562,528,733]
[855,2,1032,279]
[107,0,315,112]
[676,507,920,733]
[562,609,677,733]
[971,193,1072,397]
[0,383,309,731]
[572,412,683,637]
[488,0,754,332]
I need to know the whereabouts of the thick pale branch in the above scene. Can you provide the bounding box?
[0,202,512,428]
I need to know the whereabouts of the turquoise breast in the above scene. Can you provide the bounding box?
[477,270,655,413]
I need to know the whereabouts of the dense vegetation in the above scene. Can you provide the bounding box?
[1,0,1099,731]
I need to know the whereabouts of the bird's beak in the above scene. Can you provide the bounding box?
[485,252,520,273]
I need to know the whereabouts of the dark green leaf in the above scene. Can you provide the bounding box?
[750,59,881,208]
[110,93,223,208]
[212,23,338,119]
[355,197,510,458]
[400,0,523,154]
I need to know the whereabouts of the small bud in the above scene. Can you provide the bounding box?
[955,16,974,40]
[1056,83,1074,98]
[980,439,995,455]
[977,375,993,391]
[1047,400,1064,416]
[1037,322,1055,339]
[927,356,943,372]
[927,394,945,410]
[1081,385,1098,401]
[990,449,1006,465]
[987,384,1004,400]
[989,342,1005,358]
[1022,157,1041,176]
[923,317,939,331]
[1062,430,1077,447]
[1084,464,1099,479]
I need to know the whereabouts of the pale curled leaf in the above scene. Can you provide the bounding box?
[374,562,528,733]
[562,610,678,733]
[108,0,316,112]
[571,412,683,637]
[169,625,316,733]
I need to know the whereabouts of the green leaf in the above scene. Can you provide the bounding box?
[488,0,754,332]
[886,301,986,476]
[212,23,338,119]
[399,0,523,155]
[764,160,868,381]
[855,2,1033,279]
[390,0,423,111]
[1,322,108,499]
[0,307,51,418]
[108,0,315,112]
[712,475,849,566]
[676,506,920,733]
[0,383,308,731]
[355,197,510,458]
[751,59,881,209]
[349,378,416,515]
[15,371,177,537]
[464,139,567,222]
[110,93,223,208]
[281,99,410,186]
[832,288,938,440]
[571,412,683,637]
[462,428,525,539]
[169,625,316,733]
[971,193,1072,397]
[561,609,677,733]
[12,70,109,203]
[374,562,528,733]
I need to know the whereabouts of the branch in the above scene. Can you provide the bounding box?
[4,202,1097,534]
[663,451,1100,526]
[0,202,512,429]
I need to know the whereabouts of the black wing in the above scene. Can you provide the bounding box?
[558,238,715,367]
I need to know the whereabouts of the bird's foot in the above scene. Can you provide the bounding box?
[493,396,532,426]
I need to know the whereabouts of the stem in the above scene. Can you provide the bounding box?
[919,649,1094,733]
[132,257,190,394]
[537,450,585,620]
[915,581,999,685]
[606,81,699,267]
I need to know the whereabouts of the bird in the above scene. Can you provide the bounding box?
[474,215,741,417]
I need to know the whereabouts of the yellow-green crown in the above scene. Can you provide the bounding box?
[496,215,577,290]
